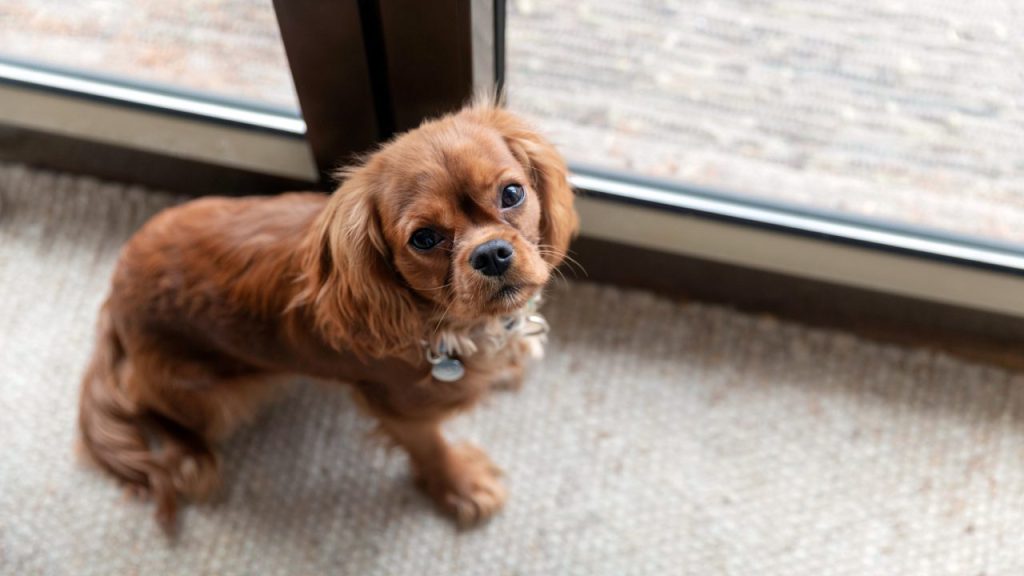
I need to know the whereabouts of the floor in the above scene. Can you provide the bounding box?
[2,1,1023,242]
[4,163,1024,575]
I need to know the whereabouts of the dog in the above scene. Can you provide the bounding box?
[78,104,578,529]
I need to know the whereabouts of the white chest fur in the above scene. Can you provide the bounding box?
[422,305,549,382]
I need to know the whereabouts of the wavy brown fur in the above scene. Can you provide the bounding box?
[77,104,578,529]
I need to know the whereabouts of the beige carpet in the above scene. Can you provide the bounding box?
[3,162,1024,575]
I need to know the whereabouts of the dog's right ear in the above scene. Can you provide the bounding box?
[294,167,422,358]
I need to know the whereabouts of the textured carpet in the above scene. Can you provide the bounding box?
[2,162,1024,575]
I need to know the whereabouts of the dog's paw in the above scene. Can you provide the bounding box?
[419,443,507,526]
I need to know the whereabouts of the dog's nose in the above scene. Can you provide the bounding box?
[470,239,514,277]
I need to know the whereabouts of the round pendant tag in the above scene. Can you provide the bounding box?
[431,357,465,382]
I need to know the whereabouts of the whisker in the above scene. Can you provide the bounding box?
[537,247,588,278]
[432,298,456,336]
[561,255,588,278]
[550,265,568,286]
[540,245,587,276]
[417,282,453,292]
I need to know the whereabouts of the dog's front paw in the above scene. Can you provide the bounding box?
[419,443,506,526]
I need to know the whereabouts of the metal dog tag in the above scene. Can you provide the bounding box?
[431,356,465,382]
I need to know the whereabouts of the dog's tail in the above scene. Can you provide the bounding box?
[78,303,218,529]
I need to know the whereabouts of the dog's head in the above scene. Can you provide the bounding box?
[302,105,578,356]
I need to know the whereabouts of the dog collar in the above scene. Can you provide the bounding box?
[422,296,549,382]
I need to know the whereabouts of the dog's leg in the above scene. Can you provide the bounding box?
[81,350,224,529]
[140,370,286,494]
[376,416,506,526]
[83,326,283,529]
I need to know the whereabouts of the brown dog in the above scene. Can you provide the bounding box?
[78,104,577,528]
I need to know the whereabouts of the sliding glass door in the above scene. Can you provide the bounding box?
[2,0,1023,318]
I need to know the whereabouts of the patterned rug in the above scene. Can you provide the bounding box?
[2,163,1023,575]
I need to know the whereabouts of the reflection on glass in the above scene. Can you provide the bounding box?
[0,0,298,112]
[507,0,1024,243]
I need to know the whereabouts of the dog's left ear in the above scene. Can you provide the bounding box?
[476,108,579,267]
[296,166,422,358]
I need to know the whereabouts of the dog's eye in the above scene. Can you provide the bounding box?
[409,228,442,251]
[500,184,526,209]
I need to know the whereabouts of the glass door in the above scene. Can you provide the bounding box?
[0,0,299,113]
[505,0,1024,246]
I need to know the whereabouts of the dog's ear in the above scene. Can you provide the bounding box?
[296,168,421,357]
[475,107,579,267]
